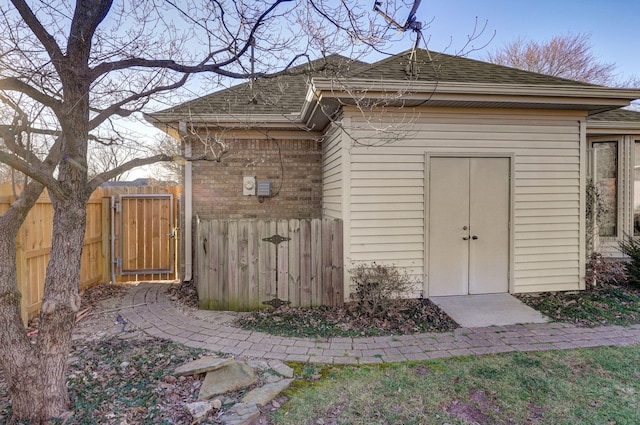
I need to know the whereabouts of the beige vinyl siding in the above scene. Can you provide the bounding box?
[350,154,426,272]
[342,106,584,294]
[322,122,343,219]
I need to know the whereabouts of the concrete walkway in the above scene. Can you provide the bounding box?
[431,294,549,327]
[120,283,640,365]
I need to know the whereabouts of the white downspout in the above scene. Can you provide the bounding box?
[179,121,193,281]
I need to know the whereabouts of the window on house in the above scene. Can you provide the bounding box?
[593,141,618,237]
[635,141,640,236]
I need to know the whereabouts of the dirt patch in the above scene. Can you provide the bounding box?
[413,364,432,377]
[443,390,502,425]
[445,398,493,425]
[443,390,547,425]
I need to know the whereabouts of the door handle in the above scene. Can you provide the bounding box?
[462,236,470,240]
[472,235,478,240]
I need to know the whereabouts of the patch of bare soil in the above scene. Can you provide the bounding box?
[443,389,547,425]
[445,398,494,425]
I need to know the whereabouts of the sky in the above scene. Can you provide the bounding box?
[129,0,640,179]
[409,0,639,81]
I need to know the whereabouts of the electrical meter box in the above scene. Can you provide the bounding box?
[243,176,256,196]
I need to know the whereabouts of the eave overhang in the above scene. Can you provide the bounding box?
[145,79,640,134]
[303,79,640,130]
[587,118,640,135]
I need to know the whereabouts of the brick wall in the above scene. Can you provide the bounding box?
[190,137,322,219]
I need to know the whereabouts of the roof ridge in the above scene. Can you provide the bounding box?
[151,54,367,115]
[349,47,598,87]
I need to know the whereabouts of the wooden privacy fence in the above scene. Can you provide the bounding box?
[196,218,343,311]
[0,182,181,323]
[0,183,106,323]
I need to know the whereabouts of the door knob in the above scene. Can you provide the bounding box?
[472,235,478,240]
[462,236,470,240]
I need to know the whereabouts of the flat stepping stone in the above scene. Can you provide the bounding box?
[184,400,216,421]
[241,378,293,407]
[198,361,257,400]
[219,402,260,425]
[269,360,294,378]
[175,356,235,376]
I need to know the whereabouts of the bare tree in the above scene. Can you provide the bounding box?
[486,33,619,86]
[88,143,138,182]
[0,0,406,421]
[149,134,183,184]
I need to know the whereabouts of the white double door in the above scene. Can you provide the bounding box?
[428,157,510,296]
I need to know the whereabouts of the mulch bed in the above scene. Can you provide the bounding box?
[238,298,459,338]
[516,282,640,327]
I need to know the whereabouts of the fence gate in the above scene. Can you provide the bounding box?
[111,193,178,283]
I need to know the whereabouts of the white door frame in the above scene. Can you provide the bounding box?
[424,152,515,296]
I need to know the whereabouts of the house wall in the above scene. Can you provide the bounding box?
[190,131,323,220]
[322,122,344,219]
[337,106,586,295]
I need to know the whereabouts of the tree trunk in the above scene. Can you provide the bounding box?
[0,229,37,421]
[0,187,88,423]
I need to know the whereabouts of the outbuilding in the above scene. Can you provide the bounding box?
[146,49,640,308]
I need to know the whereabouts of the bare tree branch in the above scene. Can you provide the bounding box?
[88,153,173,190]
[8,0,64,69]
[91,0,294,81]
[0,150,62,196]
[0,77,62,110]
[88,73,189,129]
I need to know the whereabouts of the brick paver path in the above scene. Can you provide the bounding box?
[121,283,640,364]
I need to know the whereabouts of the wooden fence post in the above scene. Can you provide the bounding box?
[287,219,301,306]
[299,219,312,307]
[238,220,249,311]
[276,219,289,302]
[101,198,111,283]
[247,220,260,309]
[196,217,208,309]
[321,218,333,306]
[311,218,322,306]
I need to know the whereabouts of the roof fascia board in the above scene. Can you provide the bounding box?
[310,78,640,103]
[145,113,305,128]
[587,120,640,135]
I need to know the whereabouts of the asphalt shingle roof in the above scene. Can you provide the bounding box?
[153,54,365,118]
[350,49,597,86]
[150,48,630,121]
[589,108,640,122]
